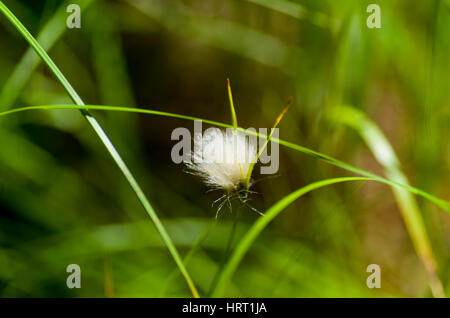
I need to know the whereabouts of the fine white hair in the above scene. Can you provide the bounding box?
[185,128,257,191]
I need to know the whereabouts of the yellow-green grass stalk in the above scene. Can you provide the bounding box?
[244,98,292,189]
[227,78,238,129]
[331,105,445,298]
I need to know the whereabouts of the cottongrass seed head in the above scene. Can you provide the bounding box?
[186,128,257,192]
[183,83,290,217]
[185,127,263,217]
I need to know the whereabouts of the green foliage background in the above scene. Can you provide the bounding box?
[0,0,449,297]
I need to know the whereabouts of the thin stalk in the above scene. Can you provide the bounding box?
[244,98,291,189]
[227,78,238,129]
[0,2,198,298]
[208,208,241,296]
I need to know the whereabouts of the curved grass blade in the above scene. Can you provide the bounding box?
[0,2,199,298]
[331,105,445,297]
[210,177,374,297]
[1,104,449,214]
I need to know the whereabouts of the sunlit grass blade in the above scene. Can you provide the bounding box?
[227,78,238,129]
[0,2,199,298]
[244,97,292,188]
[1,104,449,215]
[331,105,445,297]
[210,177,374,297]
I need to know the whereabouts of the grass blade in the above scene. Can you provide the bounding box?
[1,104,449,214]
[0,2,199,298]
[210,177,373,297]
[331,105,445,297]
[227,78,238,129]
[245,98,291,188]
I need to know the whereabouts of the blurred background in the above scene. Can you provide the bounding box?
[0,0,449,297]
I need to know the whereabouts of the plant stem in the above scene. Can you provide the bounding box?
[208,207,241,296]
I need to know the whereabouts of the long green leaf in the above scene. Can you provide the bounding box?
[210,177,373,297]
[1,104,449,214]
[0,2,199,298]
[331,105,445,297]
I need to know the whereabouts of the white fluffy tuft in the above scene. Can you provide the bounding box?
[185,128,257,191]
